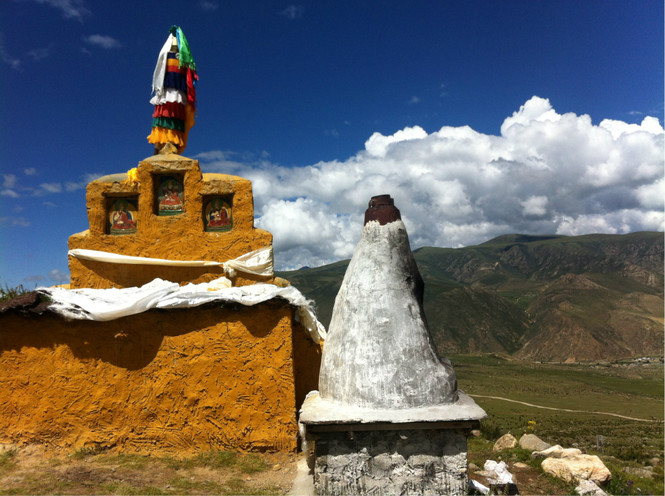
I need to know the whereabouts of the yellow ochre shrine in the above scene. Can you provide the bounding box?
[68,149,274,289]
[0,27,323,455]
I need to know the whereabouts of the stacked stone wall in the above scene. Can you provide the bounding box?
[313,429,469,496]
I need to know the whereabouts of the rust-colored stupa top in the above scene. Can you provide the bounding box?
[364,194,401,225]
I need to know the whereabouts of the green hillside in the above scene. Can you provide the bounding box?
[279,232,664,362]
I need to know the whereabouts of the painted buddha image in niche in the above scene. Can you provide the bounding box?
[205,197,233,232]
[157,176,184,215]
[108,198,137,235]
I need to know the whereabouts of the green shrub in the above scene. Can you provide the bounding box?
[0,449,17,472]
[196,450,237,469]
[0,281,28,302]
[479,419,503,441]
[160,455,195,470]
[603,459,664,496]
[71,445,102,459]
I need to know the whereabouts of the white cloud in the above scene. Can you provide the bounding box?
[30,0,90,20]
[197,96,664,270]
[27,46,52,61]
[35,182,63,195]
[65,181,86,192]
[198,1,219,11]
[635,177,665,210]
[24,168,37,175]
[48,269,70,284]
[2,174,17,188]
[521,195,548,217]
[364,125,428,157]
[0,216,29,227]
[83,34,121,49]
[281,5,304,20]
[0,35,21,70]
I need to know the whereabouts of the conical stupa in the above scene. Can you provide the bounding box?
[319,194,458,409]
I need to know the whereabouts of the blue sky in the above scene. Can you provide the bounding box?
[1,0,663,287]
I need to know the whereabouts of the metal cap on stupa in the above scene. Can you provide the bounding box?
[364,194,401,226]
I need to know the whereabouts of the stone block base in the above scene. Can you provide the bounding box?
[313,428,469,496]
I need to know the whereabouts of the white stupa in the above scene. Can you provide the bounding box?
[301,194,485,423]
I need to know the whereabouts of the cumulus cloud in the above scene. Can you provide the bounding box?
[83,34,121,49]
[521,195,548,217]
[197,96,664,270]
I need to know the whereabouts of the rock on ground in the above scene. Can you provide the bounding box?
[493,433,517,452]
[541,454,611,485]
[518,433,551,452]
[532,445,581,459]
[575,479,607,496]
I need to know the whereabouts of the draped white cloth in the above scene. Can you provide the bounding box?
[69,249,221,267]
[39,278,326,343]
[222,247,274,278]
[68,247,274,277]
[151,33,176,96]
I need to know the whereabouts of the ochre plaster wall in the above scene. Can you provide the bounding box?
[0,303,321,454]
[68,154,273,289]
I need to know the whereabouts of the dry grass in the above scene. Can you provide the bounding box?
[0,446,296,495]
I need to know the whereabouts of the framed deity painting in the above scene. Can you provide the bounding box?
[107,197,138,235]
[156,175,184,215]
[204,196,233,232]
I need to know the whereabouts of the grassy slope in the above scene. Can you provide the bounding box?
[457,354,664,495]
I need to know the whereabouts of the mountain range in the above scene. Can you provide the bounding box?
[278,232,664,362]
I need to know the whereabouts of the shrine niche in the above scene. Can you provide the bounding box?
[155,174,184,215]
[107,197,138,235]
[204,196,233,232]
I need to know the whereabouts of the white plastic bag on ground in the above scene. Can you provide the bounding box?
[483,460,514,484]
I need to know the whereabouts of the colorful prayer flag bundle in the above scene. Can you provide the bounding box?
[147,26,198,154]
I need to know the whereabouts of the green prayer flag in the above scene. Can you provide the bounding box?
[177,27,196,71]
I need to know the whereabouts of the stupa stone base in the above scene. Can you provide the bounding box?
[300,391,485,496]
[312,428,469,496]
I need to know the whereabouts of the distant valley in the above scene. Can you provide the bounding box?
[279,232,664,362]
